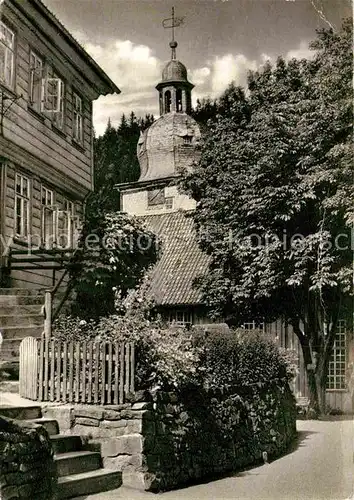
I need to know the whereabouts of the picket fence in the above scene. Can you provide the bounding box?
[19,337,135,404]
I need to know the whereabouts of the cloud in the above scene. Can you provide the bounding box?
[75,33,313,136]
[73,33,162,135]
[285,41,314,61]
[211,54,258,95]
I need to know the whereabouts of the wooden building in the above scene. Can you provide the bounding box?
[0,0,119,288]
[0,0,119,361]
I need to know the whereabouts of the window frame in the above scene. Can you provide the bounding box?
[41,186,58,248]
[72,91,83,143]
[169,309,192,327]
[165,196,174,210]
[14,173,30,238]
[51,72,65,130]
[58,199,79,249]
[327,320,347,391]
[147,187,165,208]
[41,67,65,130]
[29,50,43,111]
[0,20,15,89]
[242,321,265,331]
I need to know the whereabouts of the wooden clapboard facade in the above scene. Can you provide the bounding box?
[0,0,120,289]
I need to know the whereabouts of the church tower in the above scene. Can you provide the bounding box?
[119,8,201,216]
[117,9,208,326]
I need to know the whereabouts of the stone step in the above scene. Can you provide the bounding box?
[0,295,44,306]
[0,314,43,327]
[0,405,42,420]
[55,451,101,478]
[0,304,42,315]
[0,380,19,393]
[26,417,59,435]
[0,325,43,339]
[57,469,122,499]
[50,435,83,454]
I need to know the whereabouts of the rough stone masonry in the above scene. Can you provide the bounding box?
[43,385,296,492]
[0,416,56,500]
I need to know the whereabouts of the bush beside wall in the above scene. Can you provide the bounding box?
[0,417,56,500]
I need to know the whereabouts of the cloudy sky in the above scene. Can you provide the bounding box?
[43,0,350,136]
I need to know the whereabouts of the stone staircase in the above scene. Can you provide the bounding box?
[0,405,122,498]
[0,288,44,364]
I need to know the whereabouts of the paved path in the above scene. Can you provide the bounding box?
[79,419,354,500]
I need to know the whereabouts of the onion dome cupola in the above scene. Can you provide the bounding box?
[136,8,201,183]
[156,10,194,115]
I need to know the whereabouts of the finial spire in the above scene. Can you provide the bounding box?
[162,7,184,60]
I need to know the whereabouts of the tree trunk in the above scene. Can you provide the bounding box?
[302,343,327,415]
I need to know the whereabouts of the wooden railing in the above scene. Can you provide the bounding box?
[8,246,79,337]
[19,337,135,404]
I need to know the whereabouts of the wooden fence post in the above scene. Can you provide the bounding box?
[20,339,136,404]
[44,289,52,338]
[19,337,38,400]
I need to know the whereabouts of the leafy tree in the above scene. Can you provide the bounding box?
[180,20,353,413]
[68,112,156,319]
[69,209,158,319]
[94,112,154,202]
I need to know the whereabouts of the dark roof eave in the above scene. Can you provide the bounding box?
[115,175,179,191]
[156,80,194,91]
[155,301,203,307]
[28,0,120,95]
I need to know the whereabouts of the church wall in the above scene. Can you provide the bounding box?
[121,185,196,216]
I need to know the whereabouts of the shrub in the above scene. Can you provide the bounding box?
[54,276,294,398]
[197,328,292,393]
[53,276,202,391]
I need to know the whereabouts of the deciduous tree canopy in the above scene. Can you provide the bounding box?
[180,19,353,413]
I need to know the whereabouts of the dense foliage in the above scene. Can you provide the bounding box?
[180,20,353,413]
[66,112,156,319]
[69,213,158,319]
[94,112,154,210]
[54,276,295,393]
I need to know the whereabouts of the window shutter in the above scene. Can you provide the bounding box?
[41,78,62,112]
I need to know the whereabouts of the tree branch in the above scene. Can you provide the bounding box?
[309,0,336,31]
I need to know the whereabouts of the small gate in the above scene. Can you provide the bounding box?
[19,337,135,404]
[19,336,39,400]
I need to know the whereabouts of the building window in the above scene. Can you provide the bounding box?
[52,74,65,130]
[183,135,192,145]
[41,186,57,248]
[147,188,165,207]
[242,321,265,331]
[0,21,15,88]
[73,92,83,143]
[176,89,182,112]
[29,51,43,111]
[169,309,192,327]
[164,90,171,113]
[165,197,174,209]
[327,320,347,390]
[14,174,30,238]
[58,200,79,249]
[41,71,65,129]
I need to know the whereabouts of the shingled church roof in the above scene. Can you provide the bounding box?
[142,211,210,306]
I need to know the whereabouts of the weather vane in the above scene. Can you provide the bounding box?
[162,7,185,59]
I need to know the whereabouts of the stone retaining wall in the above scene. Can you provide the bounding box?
[44,384,296,492]
[0,417,56,500]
